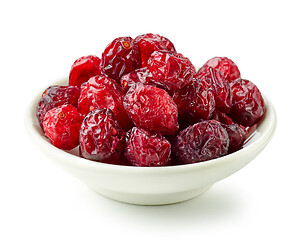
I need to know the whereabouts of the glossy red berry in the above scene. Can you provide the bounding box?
[222,123,247,153]
[36,85,80,130]
[124,127,171,167]
[212,110,234,125]
[120,67,153,92]
[212,111,247,153]
[147,50,195,93]
[78,75,133,130]
[172,120,229,165]
[229,79,265,127]
[69,55,101,87]
[43,104,83,150]
[134,33,176,67]
[195,67,232,114]
[79,108,124,164]
[172,78,216,126]
[100,36,141,81]
[199,57,241,82]
[123,84,179,135]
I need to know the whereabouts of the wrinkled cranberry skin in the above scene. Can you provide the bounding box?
[222,123,247,153]
[147,50,195,93]
[196,67,232,114]
[212,111,247,153]
[79,108,124,164]
[134,33,176,67]
[229,79,265,127]
[123,84,179,135]
[120,67,154,92]
[172,78,216,127]
[36,85,80,130]
[172,120,229,165]
[200,57,241,82]
[124,127,171,167]
[212,110,234,125]
[78,75,133,130]
[69,55,101,87]
[43,104,83,150]
[100,36,141,81]
[79,147,130,166]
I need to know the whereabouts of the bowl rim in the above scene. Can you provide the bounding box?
[25,76,277,174]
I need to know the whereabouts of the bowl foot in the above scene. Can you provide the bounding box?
[87,184,213,205]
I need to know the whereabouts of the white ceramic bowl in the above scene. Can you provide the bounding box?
[25,77,277,205]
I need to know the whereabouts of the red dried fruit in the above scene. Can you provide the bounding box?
[212,111,247,153]
[172,120,229,165]
[124,127,171,167]
[123,84,179,135]
[36,85,80,129]
[199,57,241,82]
[229,79,265,127]
[78,75,133,130]
[120,67,153,92]
[43,104,83,150]
[222,123,247,153]
[172,78,216,127]
[147,50,196,93]
[69,55,101,87]
[116,154,132,166]
[244,124,257,140]
[195,67,232,114]
[79,108,124,164]
[134,33,176,67]
[212,110,234,125]
[100,36,141,81]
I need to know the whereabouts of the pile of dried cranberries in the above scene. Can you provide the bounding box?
[36,33,265,167]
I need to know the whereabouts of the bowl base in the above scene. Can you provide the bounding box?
[87,184,213,205]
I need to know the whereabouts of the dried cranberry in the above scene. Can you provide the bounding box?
[79,108,124,164]
[222,123,247,153]
[245,124,258,140]
[120,67,153,92]
[124,127,171,167]
[212,111,247,153]
[36,85,80,130]
[199,57,241,82]
[78,75,133,130]
[116,154,132,166]
[195,67,232,114]
[172,120,229,165]
[172,78,216,127]
[123,84,179,135]
[43,104,83,150]
[212,110,234,125]
[147,50,195,93]
[100,36,141,81]
[69,55,101,87]
[134,33,176,67]
[229,79,265,127]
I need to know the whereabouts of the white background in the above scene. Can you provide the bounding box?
[1,0,299,239]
